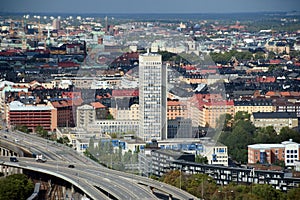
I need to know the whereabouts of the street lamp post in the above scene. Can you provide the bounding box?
[110,153,112,169]
[201,176,204,200]
[180,166,182,190]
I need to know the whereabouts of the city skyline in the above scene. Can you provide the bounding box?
[1,0,299,14]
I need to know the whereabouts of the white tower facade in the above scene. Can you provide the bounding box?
[139,53,167,141]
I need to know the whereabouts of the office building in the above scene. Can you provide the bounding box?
[139,52,167,141]
[248,139,300,167]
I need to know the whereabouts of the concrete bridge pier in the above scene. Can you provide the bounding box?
[0,147,22,176]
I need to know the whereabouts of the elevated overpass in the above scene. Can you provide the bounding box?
[0,131,198,200]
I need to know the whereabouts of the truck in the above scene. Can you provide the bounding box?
[35,154,47,162]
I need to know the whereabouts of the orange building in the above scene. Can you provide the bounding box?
[8,101,57,132]
[191,94,234,128]
[167,100,188,120]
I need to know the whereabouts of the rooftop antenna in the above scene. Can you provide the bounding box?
[105,16,108,34]
[21,16,27,50]
[37,16,42,42]
[46,23,51,46]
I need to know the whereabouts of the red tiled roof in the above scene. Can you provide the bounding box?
[182,65,197,71]
[51,100,72,108]
[269,59,282,64]
[51,99,83,108]
[256,76,276,83]
[280,92,291,97]
[167,100,185,106]
[90,102,106,109]
[203,100,234,106]
[112,89,139,97]
[12,85,28,89]
[265,91,279,97]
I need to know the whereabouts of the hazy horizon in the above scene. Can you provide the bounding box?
[1,0,299,14]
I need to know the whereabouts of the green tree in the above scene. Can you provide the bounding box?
[254,126,279,144]
[35,125,48,138]
[106,113,114,120]
[110,132,118,139]
[15,125,29,134]
[279,127,300,143]
[57,136,70,145]
[161,171,217,199]
[218,111,255,163]
[0,174,34,200]
[234,111,251,123]
[252,184,284,200]
[195,155,208,164]
[254,52,266,60]
[287,187,300,200]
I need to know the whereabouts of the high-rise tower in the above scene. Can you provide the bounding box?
[52,19,60,30]
[139,52,167,141]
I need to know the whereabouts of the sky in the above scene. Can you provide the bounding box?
[0,0,299,14]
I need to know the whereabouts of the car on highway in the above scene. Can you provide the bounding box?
[10,156,18,162]
[68,164,75,168]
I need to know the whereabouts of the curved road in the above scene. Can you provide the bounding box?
[0,130,197,200]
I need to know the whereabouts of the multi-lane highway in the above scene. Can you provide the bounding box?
[0,130,198,200]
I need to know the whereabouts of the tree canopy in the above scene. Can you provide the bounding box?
[0,174,34,200]
[159,170,299,200]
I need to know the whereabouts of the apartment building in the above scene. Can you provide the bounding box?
[151,149,195,177]
[167,100,188,120]
[8,101,57,132]
[109,97,139,120]
[251,112,298,133]
[234,99,275,115]
[51,99,82,127]
[200,100,234,128]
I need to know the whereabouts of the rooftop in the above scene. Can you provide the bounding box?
[252,112,297,119]
[9,101,54,111]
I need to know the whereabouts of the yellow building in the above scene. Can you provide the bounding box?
[234,100,276,115]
